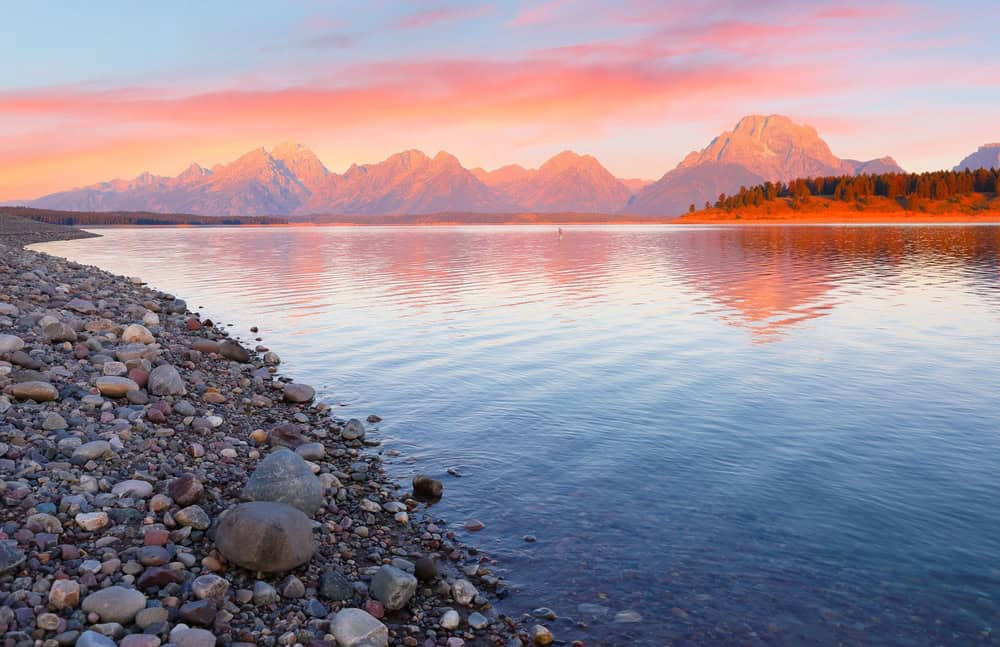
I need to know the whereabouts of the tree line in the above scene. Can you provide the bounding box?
[699,168,1000,212]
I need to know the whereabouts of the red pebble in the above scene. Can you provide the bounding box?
[128,368,148,388]
[186,317,201,331]
[144,528,170,546]
[364,599,384,619]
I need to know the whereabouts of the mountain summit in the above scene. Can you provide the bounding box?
[954,144,1000,172]
[624,115,904,216]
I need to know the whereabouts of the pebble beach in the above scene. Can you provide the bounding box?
[0,216,539,647]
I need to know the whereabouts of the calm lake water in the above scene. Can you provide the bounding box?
[36,225,1000,646]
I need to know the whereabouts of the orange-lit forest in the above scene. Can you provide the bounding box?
[708,168,1000,212]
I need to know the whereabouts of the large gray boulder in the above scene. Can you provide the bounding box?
[215,502,315,573]
[241,448,324,515]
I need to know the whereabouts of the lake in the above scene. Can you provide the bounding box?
[35,224,1000,646]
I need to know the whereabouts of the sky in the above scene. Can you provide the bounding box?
[2,0,999,201]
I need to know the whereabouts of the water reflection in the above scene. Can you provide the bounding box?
[34,225,1000,646]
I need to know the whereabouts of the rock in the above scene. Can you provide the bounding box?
[319,570,355,601]
[122,323,155,344]
[112,479,154,498]
[179,599,217,625]
[169,625,217,647]
[192,573,229,601]
[77,631,117,647]
[264,351,281,365]
[413,474,443,499]
[218,340,250,362]
[0,334,25,353]
[0,302,18,316]
[214,502,315,573]
[452,580,477,606]
[175,505,211,530]
[295,442,326,460]
[81,585,147,624]
[43,411,68,430]
[75,511,109,530]
[0,541,26,574]
[468,612,489,629]
[9,380,59,402]
[148,363,186,395]
[531,625,554,646]
[331,608,389,647]
[136,606,169,629]
[370,565,417,611]
[65,297,96,314]
[168,473,204,505]
[103,360,128,376]
[267,423,306,448]
[44,321,77,342]
[464,519,485,531]
[341,418,365,441]
[614,609,643,623]
[96,375,140,398]
[72,440,112,462]
[120,635,162,647]
[241,448,324,515]
[253,580,279,606]
[414,557,438,581]
[137,566,183,590]
[283,382,315,403]
[48,579,81,609]
[440,609,460,630]
[279,574,305,598]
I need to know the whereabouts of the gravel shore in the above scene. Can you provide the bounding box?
[0,215,534,647]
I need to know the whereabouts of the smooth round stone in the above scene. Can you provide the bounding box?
[341,418,365,440]
[102,361,128,376]
[0,334,25,353]
[283,382,315,403]
[468,612,489,629]
[169,625,216,647]
[42,412,68,430]
[112,479,154,498]
[175,505,210,530]
[122,323,155,344]
[96,376,140,398]
[440,609,460,630]
[241,448,324,515]
[148,363,186,396]
[452,579,478,606]
[44,321,77,342]
[48,579,81,610]
[614,609,643,623]
[138,546,170,566]
[218,340,250,363]
[75,512,109,531]
[72,440,112,462]
[191,573,229,601]
[77,631,117,647]
[81,586,147,624]
[10,380,59,402]
[531,625,554,645]
[215,502,315,573]
[413,474,443,498]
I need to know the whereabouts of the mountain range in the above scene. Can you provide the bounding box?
[25,114,992,218]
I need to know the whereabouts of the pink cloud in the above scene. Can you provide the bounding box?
[398,5,493,29]
[508,0,572,27]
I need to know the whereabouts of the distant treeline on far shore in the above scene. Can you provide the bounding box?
[708,168,1000,212]
[0,206,288,226]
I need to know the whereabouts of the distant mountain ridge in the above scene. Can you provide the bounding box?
[954,144,1000,172]
[31,115,912,217]
[623,115,904,215]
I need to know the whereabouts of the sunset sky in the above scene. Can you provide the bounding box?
[2,0,998,201]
